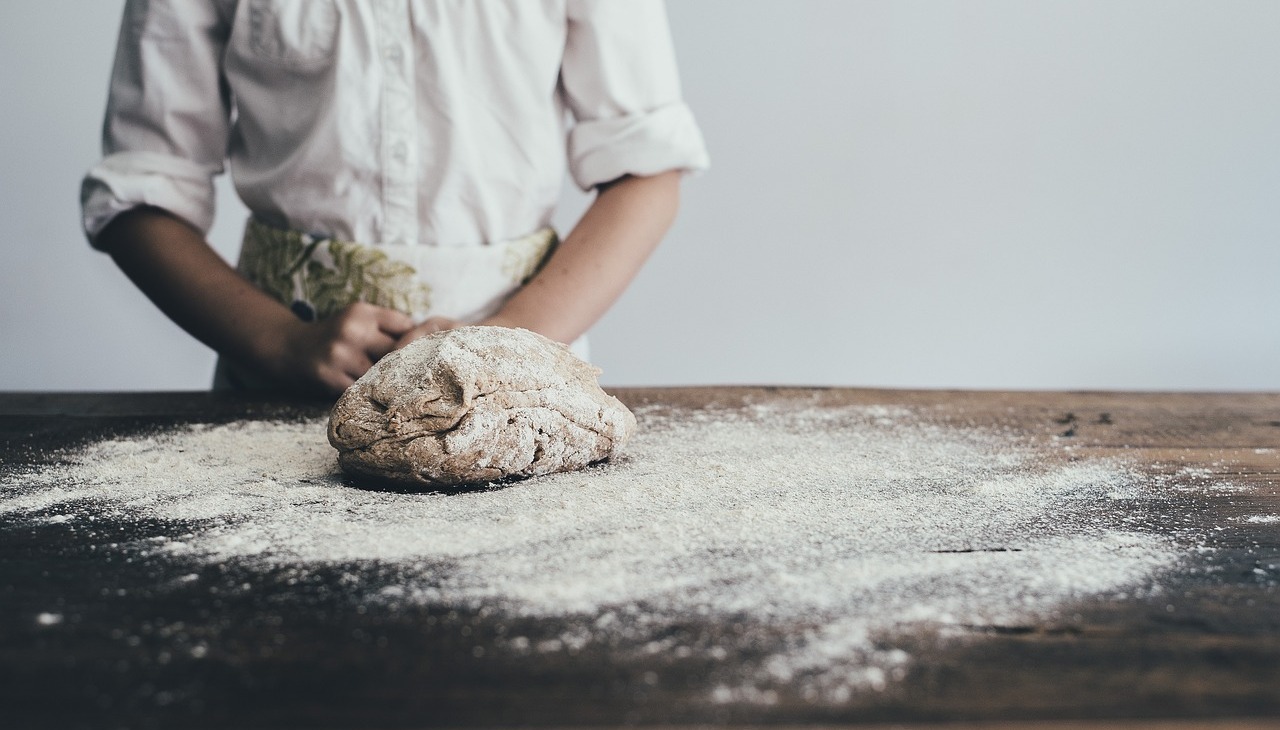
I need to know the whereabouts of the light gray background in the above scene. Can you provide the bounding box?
[2,1,1277,391]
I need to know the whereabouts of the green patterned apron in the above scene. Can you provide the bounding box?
[214,219,579,390]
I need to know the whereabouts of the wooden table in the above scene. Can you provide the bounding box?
[1,389,1278,729]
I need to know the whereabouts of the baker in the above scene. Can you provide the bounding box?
[81,0,709,395]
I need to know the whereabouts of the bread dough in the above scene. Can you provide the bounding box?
[327,327,636,487]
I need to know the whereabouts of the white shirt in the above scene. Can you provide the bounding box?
[82,0,709,248]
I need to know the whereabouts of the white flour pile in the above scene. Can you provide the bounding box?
[1,402,1179,701]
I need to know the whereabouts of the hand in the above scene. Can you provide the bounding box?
[391,312,528,352]
[466,171,680,344]
[269,302,414,395]
[393,316,462,351]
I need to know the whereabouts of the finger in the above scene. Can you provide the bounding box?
[394,318,453,350]
[363,330,399,362]
[373,306,415,337]
[326,373,357,395]
[317,366,357,396]
[393,326,428,351]
[343,352,375,380]
[327,340,375,380]
[420,315,459,328]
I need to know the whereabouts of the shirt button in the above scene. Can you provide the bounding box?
[386,46,403,65]
[392,141,408,161]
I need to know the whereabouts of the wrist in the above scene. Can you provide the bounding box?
[481,301,564,339]
[480,310,525,331]
[241,309,304,378]
[482,310,580,345]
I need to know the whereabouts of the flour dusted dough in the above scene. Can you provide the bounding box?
[327,327,635,487]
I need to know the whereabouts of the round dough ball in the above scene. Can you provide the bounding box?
[327,326,636,487]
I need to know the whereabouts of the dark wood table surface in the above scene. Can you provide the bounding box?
[1,388,1278,730]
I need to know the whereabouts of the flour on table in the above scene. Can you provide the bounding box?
[328,326,634,487]
[1,401,1182,702]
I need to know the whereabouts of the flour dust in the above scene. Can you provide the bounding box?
[1,402,1181,702]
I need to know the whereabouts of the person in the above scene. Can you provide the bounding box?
[82,0,709,395]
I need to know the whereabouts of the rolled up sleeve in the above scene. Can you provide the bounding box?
[561,0,710,191]
[81,0,232,246]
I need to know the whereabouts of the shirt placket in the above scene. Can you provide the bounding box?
[376,0,418,246]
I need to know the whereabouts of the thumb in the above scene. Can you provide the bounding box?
[374,307,415,337]
[394,317,460,350]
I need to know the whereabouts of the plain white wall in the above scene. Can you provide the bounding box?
[2,1,1277,391]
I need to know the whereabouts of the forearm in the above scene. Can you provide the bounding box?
[96,207,297,371]
[491,171,681,343]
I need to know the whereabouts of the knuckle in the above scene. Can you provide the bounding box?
[309,363,330,386]
[324,340,346,363]
[338,316,364,339]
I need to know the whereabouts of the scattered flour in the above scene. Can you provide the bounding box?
[1243,515,1280,524]
[34,612,64,626]
[1,402,1181,702]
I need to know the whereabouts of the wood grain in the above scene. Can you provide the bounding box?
[1,388,1277,728]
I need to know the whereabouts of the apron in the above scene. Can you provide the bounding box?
[213,219,588,390]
